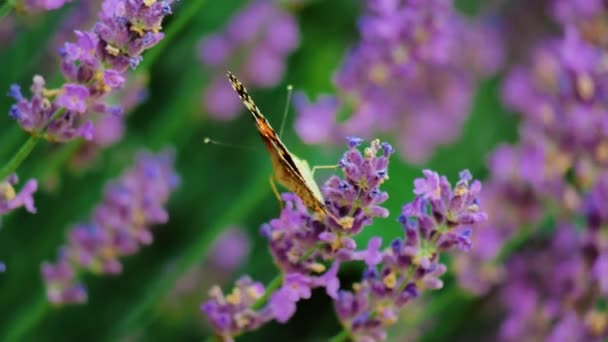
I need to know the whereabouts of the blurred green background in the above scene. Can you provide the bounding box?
[0,0,517,340]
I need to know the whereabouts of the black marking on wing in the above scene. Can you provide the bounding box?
[226,71,306,183]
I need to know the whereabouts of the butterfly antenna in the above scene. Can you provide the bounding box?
[203,137,257,151]
[278,84,294,139]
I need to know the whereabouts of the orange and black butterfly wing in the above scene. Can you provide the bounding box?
[226,71,327,214]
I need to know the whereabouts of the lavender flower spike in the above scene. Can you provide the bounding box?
[333,170,487,341]
[41,149,179,305]
[262,138,393,274]
[9,0,173,142]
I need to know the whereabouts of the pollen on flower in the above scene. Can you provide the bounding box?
[130,25,146,37]
[585,310,608,336]
[595,141,608,162]
[309,263,326,273]
[143,0,156,6]
[383,272,397,289]
[105,44,120,56]
[369,64,389,85]
[392,45,409,65]
[226,289,242,305]
[0,183,16,201]
[454,184,469,197]
[576,73,595,100]
[245,286,264,300]
[271,231,283,240]
[467,203,480,212]
[338,216,354,229]
[235,313,251,328]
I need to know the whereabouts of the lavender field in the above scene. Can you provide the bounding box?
[0,0,606,341]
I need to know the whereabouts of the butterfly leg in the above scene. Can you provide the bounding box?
[269,174,284,210]
[311,164,339,176]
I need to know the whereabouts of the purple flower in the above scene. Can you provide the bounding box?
[201,276,270,341]
[41,255,87,305]
[294,93,340,145]
[270,274,312,323]
[41,149,179,304]
[56,84,90,114]
[9,0,173,142]
[352,237,383,266]
[552,0,606,35]
[0,174,38,215]
[294,0,503,163]
[332,169,487,340]
[209,227,251,271]
[202,77,243,121]
[198,34,232,66]
[413,170,441,200]
[197,0,300,120]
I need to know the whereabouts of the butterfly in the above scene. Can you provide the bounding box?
[226,71,329,216]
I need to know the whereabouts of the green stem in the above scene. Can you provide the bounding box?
[328,329,350,342]
[0,0,14,23]
[0,135,39,180]
[0,106,65,180]
[4,293,48,342]
[252,275,283,310]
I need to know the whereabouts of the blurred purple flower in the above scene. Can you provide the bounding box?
[552,0,608,48]
[198,0,300,120]
[293,94,340,144]
[501,29,608,190]
[294,0,503,163]
[202,77,243,121]
[498,225,607,341]
[41,149,179,304]
[455,22,608,296]
[8,0,172,142]
[0,174,38,216]
[41,254,87,305]
[209,227,251,271]
[17,0,74,12]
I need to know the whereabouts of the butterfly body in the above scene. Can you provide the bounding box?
[226,72,327,215]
